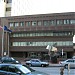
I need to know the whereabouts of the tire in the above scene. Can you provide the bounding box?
[64,64,68,69]
[41,64,44,67]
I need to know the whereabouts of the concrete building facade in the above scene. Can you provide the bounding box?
[0,12,75,60]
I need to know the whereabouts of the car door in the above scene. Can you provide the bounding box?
[71,59,75,68]
[31,60,36,66]
[35,60,41,66]
[66,59,74,68]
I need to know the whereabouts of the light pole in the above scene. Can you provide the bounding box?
[2,26,4,57]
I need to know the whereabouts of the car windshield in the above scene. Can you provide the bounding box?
[17,65,31,74]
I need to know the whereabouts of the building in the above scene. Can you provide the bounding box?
[0,0,12,17]
[0,12,75,60]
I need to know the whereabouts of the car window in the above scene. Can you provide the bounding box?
[0,65,8,71]
[31,60,36,62]
[67,60,74,62]
[8,66,16,73]
[36,60,39,62]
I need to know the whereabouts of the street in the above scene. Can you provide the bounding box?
[31,66,75,75]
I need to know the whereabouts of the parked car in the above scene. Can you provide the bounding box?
[0,63,48,75]
[25,59,49,67]
[60,59,75,69]
[72,56,75,59]
[1,57,20,64]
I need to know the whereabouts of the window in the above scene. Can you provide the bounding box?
[14,22,19,27]
[20,22,24,26]
[6,7,11,11]
[12,41,73,46]
[70,20,75,24]
[37,21,42,26]
[0,66,8,71]
[49,20,55,25]
[9,22,14,27]
[64,20,70,24]
[7,0,12,3]
[8,66,16,73]
[32,21,37,26]
[26,21,31,26]
[56,20,63,25]
[43,20,49,26]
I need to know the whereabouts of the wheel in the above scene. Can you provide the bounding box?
[64,64,68,69]
[41,64,44,67]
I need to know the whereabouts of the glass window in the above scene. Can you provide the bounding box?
[14,22,19,27]
[64,20,70,24]
[56,20,63,25]
[20,22,24,26]
[12,41,73,46]
[32,21,37,26]
[26,21,31,26]
[49,20,55,25]
[7,0,12,3]
[37,21,42,26]
[70,20,75,24]
[9,22,14,27]
[6,7,11,11]
[43,20,49,26]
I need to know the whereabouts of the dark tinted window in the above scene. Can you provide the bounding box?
[0,65,8,71]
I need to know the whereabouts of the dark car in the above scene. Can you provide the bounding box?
[25,59,49,67]
[1,57,20,64]
[0,64,48,75]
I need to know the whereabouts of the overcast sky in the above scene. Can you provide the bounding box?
[29,0,75,14]
[12,0,75,15]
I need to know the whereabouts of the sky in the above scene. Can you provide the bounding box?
[11,0,75,16]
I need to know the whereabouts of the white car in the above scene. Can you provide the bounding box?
[72,56,75,59]
[60,59,75,68]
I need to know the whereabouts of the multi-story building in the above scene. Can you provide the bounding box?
[0,0,12,17]
[0,12,75,59]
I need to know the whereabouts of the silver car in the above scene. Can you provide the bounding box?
[60,59,75,68]
[25,59,49,67]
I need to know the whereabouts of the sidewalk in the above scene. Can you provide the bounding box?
[49,63,62,67]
